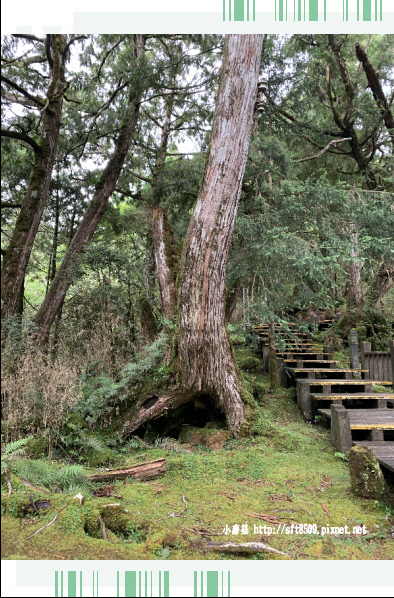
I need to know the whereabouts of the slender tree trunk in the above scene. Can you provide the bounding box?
[151,95,179,321]
[1,35,67,319]
[121,35,263,436]
[34,35,146,343]
[140,235,157,341]
[152,206,178,320]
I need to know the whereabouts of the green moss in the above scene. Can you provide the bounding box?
[2,345,394,561]
[348,445,386,499]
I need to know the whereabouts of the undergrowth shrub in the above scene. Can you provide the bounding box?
[1,346,81,442]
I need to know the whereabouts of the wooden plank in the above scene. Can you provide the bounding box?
[318,409,394,430]
[284,359,338,363]
[298,379,392,386]
[353,442,394,472]
[311,393,394,400]
[287,368,368,373]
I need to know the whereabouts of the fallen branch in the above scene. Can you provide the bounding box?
[18,478,51,494]
[157,495,188,521]
[205,541,293,559]
[182,526,222,537]
[87,458,166,483]
[25,513,58,540]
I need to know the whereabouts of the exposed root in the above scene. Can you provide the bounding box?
[25,513,58,540]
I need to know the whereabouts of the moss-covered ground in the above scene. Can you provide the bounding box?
[2,342,393,561]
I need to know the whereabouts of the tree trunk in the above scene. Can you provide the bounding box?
[151,95,179,321]
[176,35,263,433]
[34,35,146,343]
[152,206,178,320]
[140,235,157,341]
[355,42,394,146]
[121,35,263,436]
[1,35,67,319]
[366,262,394,308]
[123,35,263,435]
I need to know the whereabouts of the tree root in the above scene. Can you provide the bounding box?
[25,513,58,540]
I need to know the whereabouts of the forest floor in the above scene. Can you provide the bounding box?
[2,341,394,561]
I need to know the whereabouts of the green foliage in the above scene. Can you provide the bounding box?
[1,436,32,476]
[12,459,91,493]
[75,332,170,426]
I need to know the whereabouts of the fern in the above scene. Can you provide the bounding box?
[76,331,170,426]
[11,460,91,493]
[1,436,32,475]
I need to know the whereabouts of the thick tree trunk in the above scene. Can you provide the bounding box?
[366,262,394,308]
[121,34,263,437]
[176,35,263,433]
[34,35,146,343]
[1,35,66,319]
[355,42,394,146]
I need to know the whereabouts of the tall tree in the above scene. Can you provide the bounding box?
[122,34,263,434]
[33,35,146,343]
[1,34,67,318]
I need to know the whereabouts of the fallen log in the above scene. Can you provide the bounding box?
[87,458,166,483]
[205,541,293,559]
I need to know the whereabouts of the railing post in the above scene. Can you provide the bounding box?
[360,341,371,379]
[390,340,394,382]
[348,328,359,371]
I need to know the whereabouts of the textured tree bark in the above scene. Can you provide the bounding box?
[34,35,146,343]
[366,262,394,308]
[87,458,166,482]
[152,206,178,321]
[151,95,178,321]
[1,35,67,319]
[121,34,263,436]
[355,42,394,146]
[140,236,157,341]
[176,35,263,433]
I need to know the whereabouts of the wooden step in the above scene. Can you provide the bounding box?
[283,360,337,363]
[318,408,394,430]
[288,368,368,373]
[278,352,333,356]
[311,393,394,400]
[298,379,392,386]
[353,442,394,472]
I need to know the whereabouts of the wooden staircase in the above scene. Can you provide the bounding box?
[253,320,394,474]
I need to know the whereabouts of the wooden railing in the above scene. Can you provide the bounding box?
[360,340,394,382]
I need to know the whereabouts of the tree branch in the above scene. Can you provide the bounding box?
[1,128,40,152]
[1,75,44,107]
[297,138,351,162]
